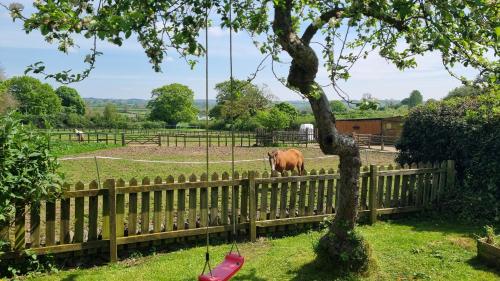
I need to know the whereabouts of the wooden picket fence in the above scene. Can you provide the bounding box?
[0,161,456,261]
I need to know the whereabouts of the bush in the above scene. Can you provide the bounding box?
[396,94,500,222]
[0,113,62,230]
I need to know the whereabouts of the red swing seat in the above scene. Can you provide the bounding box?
[198,253,245,281]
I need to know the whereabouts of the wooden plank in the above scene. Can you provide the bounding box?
[298,170,307,217]
[88,180,99,240]
[289,170,298,218]
[165,176,175,231]
[232,172,240,223]
[326,169,335,214]
[177,175,186,230]
[153,177,163,233]
[376,206,422,215]
[259,171,269,221]
[392,167,401,207]
[240,172,249,222]
[269,171,279,220]
[188,174,197,229]
[254,173,338,184]
[221,172,230,225]
[248,171,257,242]
[74,182,85,243]
[416,163,425,206]
[106,179,117,263]
[127,179,138,236]
[316,169,325,215]
[102,178,110,239]
[255,214,345,228]
[141,177,151,234]
[116,179,126,237]
[30,202,40,248]
[210,173,219,226]
[376,167,444,176]
[446,160,456,191]
[369,165,378,224]
[377,166,385,207]
[438,161,447,203]
[107,179,244,195]
[401,164,410,206]
[360,167,369,210]
[279,171,289,219]
[14,205,25,251]
[384,165,394,208]
[422,163,432,206]
[307,169,317,216]
[60,184,71,245]
[430,162,440,204]
[116,223,249,245]
[408,163,418,205]
[45,201,56,246]
[200,173,209,227]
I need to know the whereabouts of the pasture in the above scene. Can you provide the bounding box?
[26,218,499,281]
[57,145,396,184]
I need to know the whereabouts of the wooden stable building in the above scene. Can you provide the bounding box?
[335,116,404,137]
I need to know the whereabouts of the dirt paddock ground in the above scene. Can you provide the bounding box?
[59,146,397,184]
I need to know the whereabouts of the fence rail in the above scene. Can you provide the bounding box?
[0,160,455,261]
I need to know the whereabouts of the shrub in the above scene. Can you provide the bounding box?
[0,113,62,230]
[396,94,500,222]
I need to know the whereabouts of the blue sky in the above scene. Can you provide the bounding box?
[0,1,478,101]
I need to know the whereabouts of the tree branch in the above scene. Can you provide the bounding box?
[301,8,344,45]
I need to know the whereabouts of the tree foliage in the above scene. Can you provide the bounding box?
[256,107,290,130]
[0,113,62,229]
[212,79,273,122]
[396,93,500,221]
[401,90,423,108]
[55,86,86,115]
[147,83,198,125]
[445,85,480,100]
[2,76,61,115]
[330,100,348,113]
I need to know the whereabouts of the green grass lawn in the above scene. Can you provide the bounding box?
[50,141,121,157]
[27,217,499,281]
[57,146,396,184]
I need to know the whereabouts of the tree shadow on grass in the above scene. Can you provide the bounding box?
[232,268,267,281]
[378,213,488,237]
[60,273,79,281]
[288,259,360,281]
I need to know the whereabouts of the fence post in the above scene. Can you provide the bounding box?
[106,179,118,263]
[380,135,384,151]
[248,171,257,242]
[369,165,378,224]
[446,160,456,191]
[158,134,162,146]
[121,133,126,146]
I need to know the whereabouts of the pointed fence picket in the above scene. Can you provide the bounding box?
[1,161,455,262]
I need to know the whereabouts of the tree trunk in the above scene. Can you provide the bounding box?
[273,1,367,272]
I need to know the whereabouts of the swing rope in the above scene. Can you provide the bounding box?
[228,0,240,256]
[201,0,213,276]
[200,0,242,279]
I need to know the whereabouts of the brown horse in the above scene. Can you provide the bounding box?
[267,149,305,175]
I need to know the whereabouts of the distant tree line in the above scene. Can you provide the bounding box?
[0,67,488,131]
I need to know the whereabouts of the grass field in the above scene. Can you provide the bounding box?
[57,146,396,184]
[27,217,499,281]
